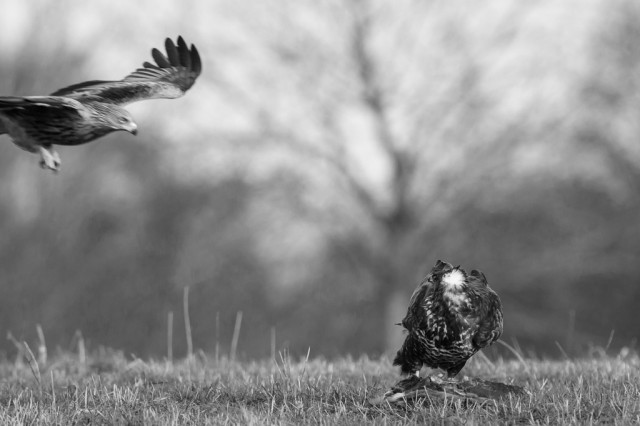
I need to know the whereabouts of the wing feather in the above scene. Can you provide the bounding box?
[177,37,191,68]
[0,96,86,139]
[400,261,454,331]
[152,47,172,69]
[191,45,202,75]
[471,295,503,348]
[469,287,503,348]
[165,38,180,65]
[0,96,84,114]
[51,36,202,106]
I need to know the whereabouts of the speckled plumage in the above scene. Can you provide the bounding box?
[393,260,503,378]
[0,36,201,171]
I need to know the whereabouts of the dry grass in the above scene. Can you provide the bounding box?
[0,348,638,424]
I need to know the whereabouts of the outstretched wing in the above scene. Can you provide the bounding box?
[51,36,202,106]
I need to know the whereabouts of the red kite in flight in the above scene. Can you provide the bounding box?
[0,36,201,172]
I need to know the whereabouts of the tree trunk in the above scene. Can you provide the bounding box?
[374,217,416,354]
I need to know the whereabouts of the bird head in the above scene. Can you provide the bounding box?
[428,260,467,288]
[90,103,138,136]
[109,107,138,135]
[427,259,452,283]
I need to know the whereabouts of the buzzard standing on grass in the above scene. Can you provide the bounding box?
[0,36,201,172]
[393,260,503,381]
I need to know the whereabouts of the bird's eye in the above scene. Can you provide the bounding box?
[118,117,128,124]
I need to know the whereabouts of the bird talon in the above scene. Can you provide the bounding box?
[39,147,61,172]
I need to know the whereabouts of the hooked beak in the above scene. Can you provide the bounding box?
[128,124,138,136]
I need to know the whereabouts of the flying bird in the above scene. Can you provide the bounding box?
[0,36,202,172]
[393,260,503,380]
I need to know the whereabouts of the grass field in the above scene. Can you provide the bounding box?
[0,347,638,425]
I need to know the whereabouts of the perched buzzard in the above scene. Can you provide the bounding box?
[0,36,201,171]
[393,260,503,380]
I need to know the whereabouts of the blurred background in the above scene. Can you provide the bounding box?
[0,0,638,361]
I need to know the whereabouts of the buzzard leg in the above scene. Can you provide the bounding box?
[432,370,462,385]
[39,146,61,172]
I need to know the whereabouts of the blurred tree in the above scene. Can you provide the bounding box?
[564,0,640,351]
[2,0,640,359]
[210,0,550,351]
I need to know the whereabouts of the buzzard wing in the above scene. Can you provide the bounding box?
[402,278,433,330]
[465,271,503,349]
[471,293,503,349]
[50,36,202,106]
[401,260,454,331]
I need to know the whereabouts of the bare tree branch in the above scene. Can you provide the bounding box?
[260,123,384,222]
[349,1,414,221]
